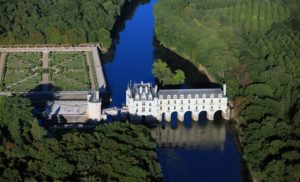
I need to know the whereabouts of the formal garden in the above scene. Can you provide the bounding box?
[1,52,42,92]
[0,51,93,92]
[49,52,91,91]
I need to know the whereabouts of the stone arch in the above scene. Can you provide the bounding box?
[170,111,178,128]
[214,110,223,120]
[198,111,208,124]
[183,111,192,128]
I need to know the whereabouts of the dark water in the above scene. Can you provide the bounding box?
[103,0,246,181]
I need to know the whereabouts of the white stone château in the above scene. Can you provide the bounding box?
[125,82,160,119]
[124,82,230,121]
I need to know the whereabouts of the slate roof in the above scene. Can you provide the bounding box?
[129,82,158,100]
[158,88,224,99]
[89,91,101,103]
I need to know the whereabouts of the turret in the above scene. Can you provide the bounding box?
[87,91,101,121]
[223,83,226,96]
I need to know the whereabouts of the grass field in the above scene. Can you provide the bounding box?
[2,52,42,92]
[49,52,91,91]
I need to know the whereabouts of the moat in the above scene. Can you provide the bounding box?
[103,0,247,181]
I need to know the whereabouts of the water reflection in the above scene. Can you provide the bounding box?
[151,121,225,149]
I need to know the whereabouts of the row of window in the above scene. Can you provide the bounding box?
[136,102,152,107]
[161,99,222,105]
[136,108,151,113]
[163,105,221,111]
[160,93,223,99]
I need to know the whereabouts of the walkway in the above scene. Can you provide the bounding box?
[41,51,49,91]
[91,47,106,89]
[85,52,96,89]
[0,53,6,81]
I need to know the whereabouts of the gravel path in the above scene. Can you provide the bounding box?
[85,52,96,89]
[41,51,49,91]
[0,53,6,81]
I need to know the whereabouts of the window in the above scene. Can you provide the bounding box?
[219,99,221,103]
[168,101,170,104]
[160,106,162,110]
[218,94,222,98]
[195,94,199,98]
[142,107,145,112]
[188,100,190,104]
[188,106,190,110]
[180,95,184,99]
[188,94,191,98]
[203,106,205,109]
[181,107,183,110]
[174,100,176,104]
[173,95,177,99]
[167,95,171,99]
[196,106,198,110]
[160,95,163,99]
[174,106,176,110]
[168,107,170,111]
[160,101,162,104]
[149,108,151,112]
[203,100,205,103]
[202,94,206,98]
[136,103,138,106]
[149,103,152,106]
[136,109,138,113]
[181,100,183,104]
[195,100,198,104]
[211,106,213,110]
[211,99,213,103]
[210,94,214,98]
[142,102,145,106]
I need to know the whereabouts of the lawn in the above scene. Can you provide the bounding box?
[2,52,42,92]
[49,52,91,91]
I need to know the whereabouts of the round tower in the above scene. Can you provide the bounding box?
[87,91,101,121]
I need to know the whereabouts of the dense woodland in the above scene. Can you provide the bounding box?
[0,96,162,181]
[0,0,135,48]
[155,0,300,180]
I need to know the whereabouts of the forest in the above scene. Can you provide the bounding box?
[0,0,135,49]
[0,96,162,181]
[155,0,300,181]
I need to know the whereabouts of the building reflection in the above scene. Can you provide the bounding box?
[151,121,226,150]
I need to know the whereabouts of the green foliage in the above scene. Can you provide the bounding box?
[155,0,300,180]
[0,97,162,181]
[0,0,133,48]
[0,96,46,145]
[152,59,185,86]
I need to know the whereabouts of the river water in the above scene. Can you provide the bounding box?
[103,0,246,181]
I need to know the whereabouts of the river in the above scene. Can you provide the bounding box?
[103,0,247,181]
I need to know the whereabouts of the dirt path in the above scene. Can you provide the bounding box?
[0,53,7,81]
[7,73,39,88]
[41,51,49,91]
[85,52,96,89]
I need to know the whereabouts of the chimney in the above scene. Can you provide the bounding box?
[223,83,226,96]
[145,86,148,93]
